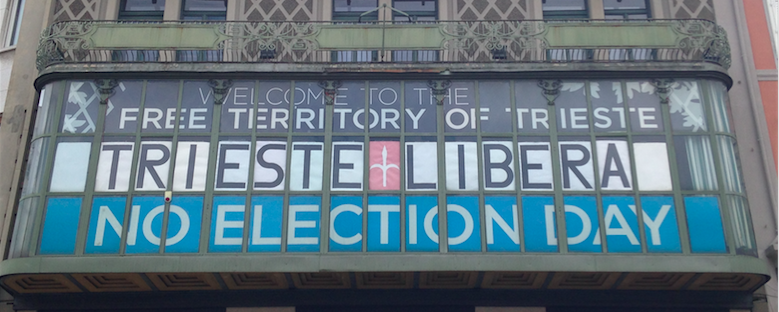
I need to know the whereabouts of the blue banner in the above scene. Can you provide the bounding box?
[640,196,681,253]
[685,196,727,253]
[248,196,283,252]
[367,196,400,252]
[522,196,556,252]
[40,197,82,255]
[447,196,481,252]
[406,196,438,252]
[329,196,363,252]
[564,196,600,253]
[86,197,126,254]
[601,196,641,253]
[287,196,321,252]
[165,196,202,253]
[485,196,520,252]
[125,196,164,254]
[210,196,246,253]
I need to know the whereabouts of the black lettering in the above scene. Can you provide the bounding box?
[293,144,322,189]
[255,143,286,188]
[216,143,249,189]
[457,144,466,189]
[601,143,630,188]
[520,144,552,189]
[484,144,514,188]
[102,144,132,190]
[185,144,198,189]
[560,143,592,189]
[407,145,436,189]
[332,144,362,189]
[136,143,170,189]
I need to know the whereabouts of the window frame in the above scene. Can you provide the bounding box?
[5,0,25,47]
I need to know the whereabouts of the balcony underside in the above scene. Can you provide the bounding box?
[35,61,731,89]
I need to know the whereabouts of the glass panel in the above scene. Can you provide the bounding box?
[515,81,551,134]
[8,197,38,258]
[33,82,61,136]
[60,81,100,134]
[556,81,590,133]
[122,0,166,11]
[670,80,707,132]
[141,80,180,133]
[334,0,378,12]
[543,0,587,11]
[709,80,732,133]
[104,80,144,133]
[180,81,215,133]
[590,80,625,132]
[183,0,226,11]
[443,81,476,133]
[368,81,401,133]
[673,136,718,191]
[393,0,436,12]
[625,81,664,132]
[403,81,437,132]
[291,81,324,133]
[717,135,743,193]
[8,0,24,46]
[727,195,757,256]
[220,80,257,133]
[603,0,647,10]
[21,138,49,196]
[49,137,93,192]
[332,81,366,133]
[479,81,511,133]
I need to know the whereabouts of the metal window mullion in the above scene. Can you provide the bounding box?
[547,89,567,253]
[509,80,526,253]
[242,80,261,254]
[399,81,406,252]
[621,80,649,254]
[29,81,68,257]
[473,81,487,253]
[280,81,295,253]
[74,90,109,256]
[660,84,691,254]
[158,80,184,254]
[436,88,447,253]
[363,80,370,253]
[119,79,149,255]
[700,80,736,255]
[586,80,608,254]
[321,79,334,253]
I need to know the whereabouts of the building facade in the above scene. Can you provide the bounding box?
[0,0,775,311]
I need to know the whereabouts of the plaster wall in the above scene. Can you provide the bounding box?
[716,2,779,312]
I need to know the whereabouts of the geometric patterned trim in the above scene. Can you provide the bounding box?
[72,273,151,292]
[547,272,621,290]
[617,273,694,290]
[220,272,289,290]
[355,272,413,289]
[481,272,548,289]
[3,274,81,293]
[146,273,222,291]
[418,272,478,289]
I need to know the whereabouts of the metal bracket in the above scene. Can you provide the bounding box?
[208,79,233,105]
[428,80,452,106]
[537,79,562,105]
[94,79,118,105]
[651,78,675,105]
[319,80,343,105]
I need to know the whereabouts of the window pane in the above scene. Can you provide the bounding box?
[334,0,377,12]
[673,136,718,191]
[393,0,436,12]
[604,0,647,10]
[8,0,24,46]
[184,0,226,11]
[543,0,586,11]
[122,0,166,11]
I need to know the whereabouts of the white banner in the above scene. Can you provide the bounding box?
[50,142,91,192]
[95,142,134,192]
[518,142,554,191]
[559,141,594,191]
[331,142,364,191]
[173,142,209,191]
[597,140,632,190]
[290,142,324,191]
[634,142,672,191]
[405,142,438,191]
[214,141,250,191]
[445,142,478,191]
[254,141,287,190]
[135,141,172,191]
